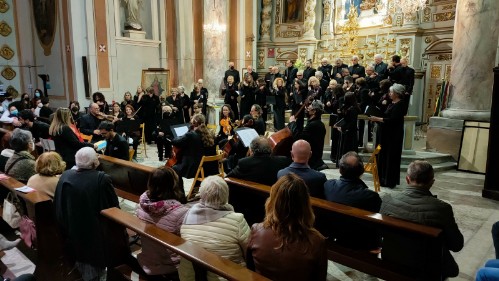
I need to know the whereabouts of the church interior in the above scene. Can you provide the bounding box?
[0,0,499,280]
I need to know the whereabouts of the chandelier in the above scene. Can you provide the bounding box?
[392,0,427,16]
[203,0,226,36]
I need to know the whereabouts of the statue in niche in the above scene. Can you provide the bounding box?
[122,0,143,30]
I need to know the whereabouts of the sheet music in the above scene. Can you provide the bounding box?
[171,123,190,138]
[235,128,259,147]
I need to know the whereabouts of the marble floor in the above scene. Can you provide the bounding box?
[2,141,496,280]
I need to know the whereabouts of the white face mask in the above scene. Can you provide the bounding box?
[37,103,43,108]
[28,142,35,152]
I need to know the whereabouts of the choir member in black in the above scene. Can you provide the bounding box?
[328,85,345,162]
[266,66,281,91]
[318,58,333,82]
[166,88,184,124]
[171,113,216,178]
[302,59,316,81]
[177,86,191,123]
[375,79,393,113]
[69,101,83,127]
[133,86,145,111]
[136,87,160,144]
[401,58,415,115]
[246,65,259,82]
[316,71,329,94]
[308,77,323,101]
[288,100,327,171]
[356,78,371,146]
[368,83,406,188]
[190,82,208,117]
[348,55,366,82]
[374,54,388,80]
[92,92,110,114]
[334,68,351,85]
[250,104,266,136]
[222,75,239,119]
[343,75,356,93]
[284,60,298,104]
[272,77,286,130]
[155,105,175,161]
[323,80,338,113]
[118,105,141,156]
[197,79,209,116]
[239,74,256,119]
[365,65,381,92]
[224,61,241,85]
[289,79,308,132]
[216,104,235,146]
[334,92,360,161]
[120,91,135,112]
[254,78,269,121]
[111,103,125,122]
[387,55,404,84]
[332,58,349,82]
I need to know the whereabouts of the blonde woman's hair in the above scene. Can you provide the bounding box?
[35,152,66,176]
[49,108,73,136]
[273,77,285,89]
[308,76,320,87]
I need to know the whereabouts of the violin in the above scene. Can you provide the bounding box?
[96,112,116,121]
[220,117,232,135]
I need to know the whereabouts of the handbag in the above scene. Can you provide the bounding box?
[19,215,36,249]
[3,192,22,229]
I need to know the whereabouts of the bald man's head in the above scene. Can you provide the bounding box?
[291,140,312,164]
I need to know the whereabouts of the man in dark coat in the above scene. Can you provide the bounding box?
[288,100,327,170]
[79,103,103,142]
[387,55,405,84]
[324,152,381,250]
[228,137,291,185]
[54,147,126,280]
[318,58,333,82]
[348,55,366,82]
[284,60,298,95]
[277,140,327,198]
[224,61,241,85]
[373,54,388,80]
[380,160,464,279]
[302,59,317,82]
[332,58,349,82]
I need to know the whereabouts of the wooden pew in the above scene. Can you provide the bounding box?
[98,155,155,202]
[0,175,79,281]
[101,207,269,281]
[225,177,445,281]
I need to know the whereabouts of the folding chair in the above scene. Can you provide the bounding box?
[139,123,147,157]
[128,149,135,161]
[364,144,381,192]
[81,134,93,143]
[187,149,225,200]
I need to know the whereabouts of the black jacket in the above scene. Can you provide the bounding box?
[104,133,129,161]
[288,116,326,170]
[53,125,94,168]
[227,154,291,186]
[79,113,102,141]
[171,130,203,178]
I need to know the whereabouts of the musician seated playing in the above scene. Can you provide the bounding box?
[223,114,255,172]
[155,105,175,161]
[171,114,217,179]
[117,104,141,156]
[216,104,235,147]
[79,102,103,142]
[98,121,129,161]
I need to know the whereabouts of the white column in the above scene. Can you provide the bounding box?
[302,0,317,40]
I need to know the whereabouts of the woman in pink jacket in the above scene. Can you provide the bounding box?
[136,166,189,279]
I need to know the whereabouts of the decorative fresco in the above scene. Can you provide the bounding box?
[335,0,389,28]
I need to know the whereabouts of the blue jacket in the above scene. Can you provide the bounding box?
[277,162,327,199]
[324,177,381,212]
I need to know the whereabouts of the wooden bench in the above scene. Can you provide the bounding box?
[101,207,269,281]
[225,177,445,281]
[0,175,79,281]
[98,155,155,202]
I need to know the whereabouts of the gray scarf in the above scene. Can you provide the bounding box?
[183,202,234,225]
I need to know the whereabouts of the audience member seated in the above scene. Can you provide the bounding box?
[79,102,103,142]
[54,147,121,280]
[50,108,95,169]
[27,152,66,198]
[136,166,188,279]
[0,104,22,126]
[5,128,36,183]
[246,174,327,281]
[38,97,53,123]
[380,160,464,279]
[179,176,250,280]
[476,259,499,281]
[69,101,83,126]
[494,221,499,259]
[0,132,13,172]
[98,121,129,161]
[277,140,327,198]
[227,136,291,185]
[324,151,381,250]
[171,114,216,179]
[18,109,50,153]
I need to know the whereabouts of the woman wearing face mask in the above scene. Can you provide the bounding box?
[30,89,43,109]
[69,101,83,126]
[21,93,31,110]
[0,105,21,126]
[34,100,43,117]
[5,128,36,183]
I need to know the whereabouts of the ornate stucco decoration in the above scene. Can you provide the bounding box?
[0,21,12,37]
[1,66,16,80]
[0,44,14,60]
[0,0,9,13]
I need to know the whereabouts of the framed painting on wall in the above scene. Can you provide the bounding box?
[283,0,305,23]
[31,0,57,55]
[141,68,170,97]
[334,0,388,30]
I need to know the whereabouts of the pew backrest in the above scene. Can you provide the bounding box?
[224,177,444,281]
[101,207,270,281]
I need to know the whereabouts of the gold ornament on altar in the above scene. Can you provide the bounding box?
[0,44,14,60]
[0,0,9,13]
[338,4,359,56]
[392,0,427,17]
